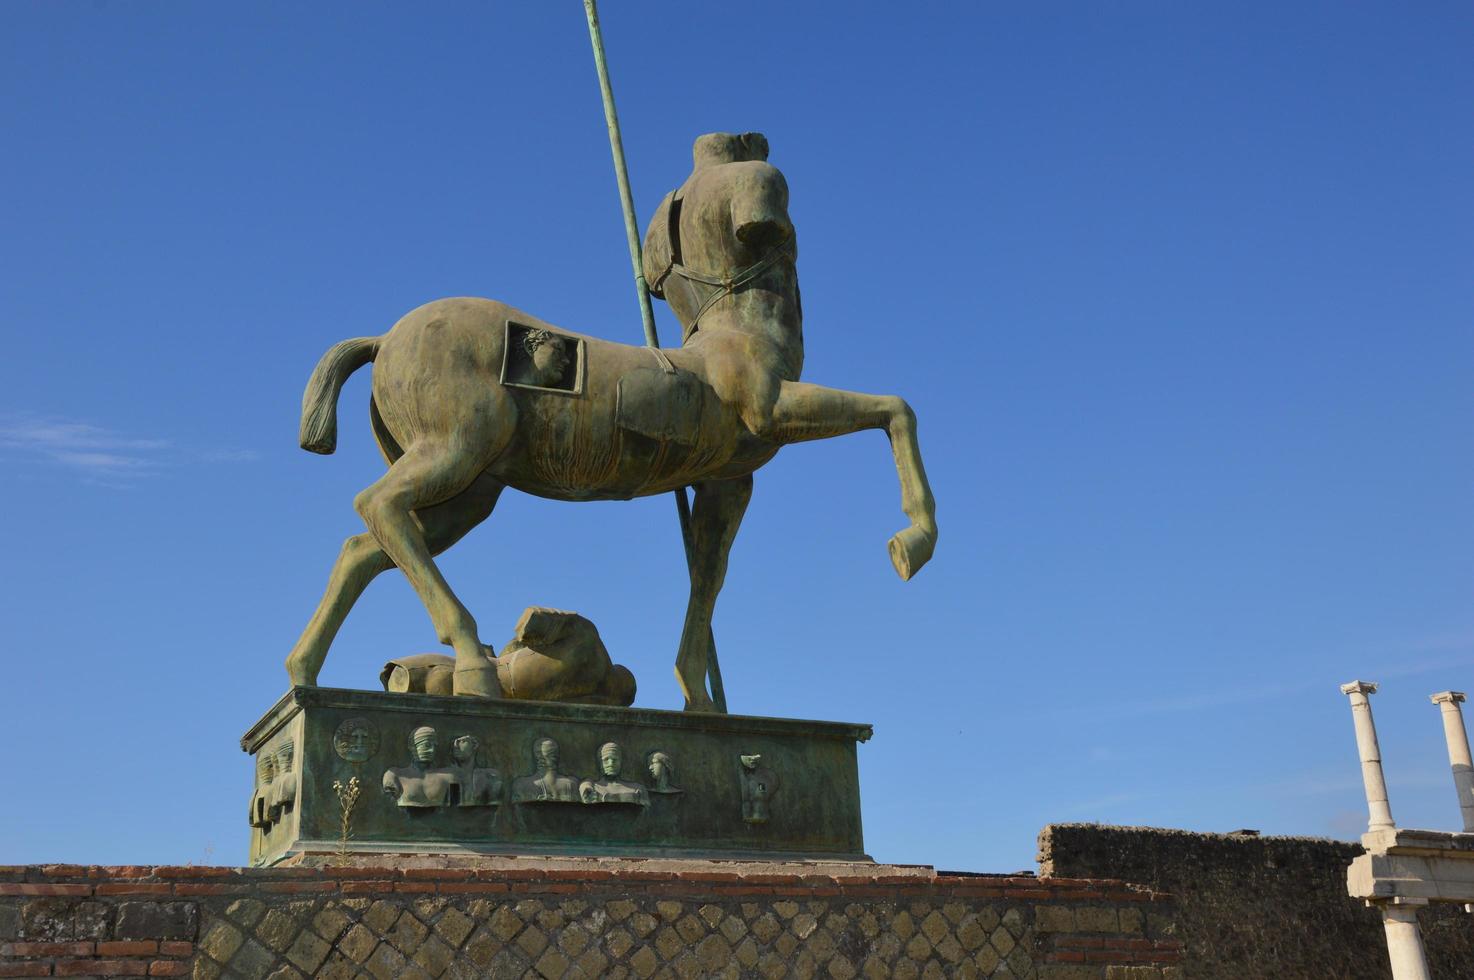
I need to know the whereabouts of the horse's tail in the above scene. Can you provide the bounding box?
[299,336,381,454]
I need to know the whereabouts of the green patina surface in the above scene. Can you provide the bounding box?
[242,688,871,866]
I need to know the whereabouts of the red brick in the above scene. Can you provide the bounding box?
[1047,950,1085,963]
[736,873,801,885]
[341,881,396,894]
[3,941,95,956]
[157,943,192,957]
[97,942,158,956]
[259,881,337,894]
[1002,887,1053,900]
[673,872,739,884]
[402,868,472,881]
[532,883,578,894]
[91,867,155,879]
[940,886,1003,898]
[436,882,510,894]
[150,867,235,880]
[0,964,52,977]
[55,960,149,976]
[40,864,89,877]
[149,963,190,977]
[94,884,172,897]
[321,866,394,879]
[546,869,618,882]
[239,867,320,879]
[392,882,435,894]
[612,871,676,883]
[872,874,927,886]
[0,884,92,896]
[172,884,250,897]
[1057,937,1106,949]
[1080,950,1137,964]
[478,868,545,882]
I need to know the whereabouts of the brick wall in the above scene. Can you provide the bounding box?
[0,862,1180,978]
[1037,823,1474,980]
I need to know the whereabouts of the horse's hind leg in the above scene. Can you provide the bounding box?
[763,380,937,579]
[284,471,505,687]
[353,432,509,696]
[675,475,753,713]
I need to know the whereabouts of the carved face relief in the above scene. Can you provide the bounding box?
[452,735,478,766]
[410,726,437,766]
[531,334,571,385]
[275,740,294,774]
[534,737,560,772]
[598,742,622,778]
[333,718,379,763]
[646,751,681,794]
[258,753,276,784]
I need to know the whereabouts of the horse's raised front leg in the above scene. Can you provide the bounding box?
[284,471,505,687]
[763,380,937,579]
[675,475,753,713]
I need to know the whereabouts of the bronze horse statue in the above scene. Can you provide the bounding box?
[286,132,937,712]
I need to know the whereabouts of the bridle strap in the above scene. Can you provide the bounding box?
[650,192,796,343]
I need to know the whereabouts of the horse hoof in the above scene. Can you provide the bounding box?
[453,652,501,699]
[887,525,935,581]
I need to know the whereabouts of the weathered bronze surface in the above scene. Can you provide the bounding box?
[285,132,938,712]
[241,687,870,866]
[380,607,636,706]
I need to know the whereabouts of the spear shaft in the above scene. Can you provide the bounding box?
[582,0,727,712]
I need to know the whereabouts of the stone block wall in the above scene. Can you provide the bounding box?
[0,862,1181,978]
[1037,823,1474,980]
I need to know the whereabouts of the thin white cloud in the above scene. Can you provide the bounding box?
[0,413,259,482]
[198,448,263,463]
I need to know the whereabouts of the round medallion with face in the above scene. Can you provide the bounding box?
[333,717,380,763]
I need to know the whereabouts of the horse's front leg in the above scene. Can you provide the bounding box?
[675,475,753,713]
[762,380,937,579]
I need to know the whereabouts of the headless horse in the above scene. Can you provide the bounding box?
[285,132,937,712]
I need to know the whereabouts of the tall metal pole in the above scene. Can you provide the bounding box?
[582,0,727,712]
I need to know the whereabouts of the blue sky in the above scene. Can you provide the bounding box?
[2,2,1470,871]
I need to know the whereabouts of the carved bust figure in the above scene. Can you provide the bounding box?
[249,753,275,828]
[450,734,503,806]
[646,751,683,795]
[580,742,650,805]
[382,726,458,808]
[267,739,298,822]
[511,737,580,803]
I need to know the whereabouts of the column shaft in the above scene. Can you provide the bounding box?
[1380,905,1431,980]
[1343,684,1395,831]
[1432,693,1474,833]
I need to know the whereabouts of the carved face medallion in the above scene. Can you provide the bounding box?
[333,717,380,763]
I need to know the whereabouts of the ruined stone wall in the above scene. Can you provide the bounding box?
[0,862,1181,979]
[1037,823,1474,980]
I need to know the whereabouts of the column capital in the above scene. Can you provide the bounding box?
[1430,691,1467,706]
[1342,680,1379,696]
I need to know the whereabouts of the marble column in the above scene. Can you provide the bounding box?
[1341,680,1395,832]
[1430,691,1474,833]
[1378,902,1431,980]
